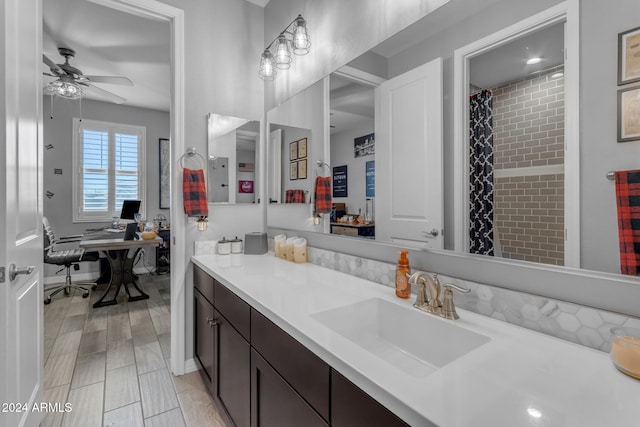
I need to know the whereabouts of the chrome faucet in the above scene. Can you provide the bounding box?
[408,271,470,320]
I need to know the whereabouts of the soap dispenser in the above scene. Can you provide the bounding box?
[395,250,411,299]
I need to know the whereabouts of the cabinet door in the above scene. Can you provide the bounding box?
[251,349,328,427]
[331,370,409,427]
[194,290,215,389]
[216,310,250,427]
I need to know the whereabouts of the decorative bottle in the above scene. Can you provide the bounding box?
[395,250,411,299]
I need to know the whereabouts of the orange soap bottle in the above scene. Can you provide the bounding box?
[395,250,411,299]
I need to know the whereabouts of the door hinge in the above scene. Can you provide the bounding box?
[0,267,5,283]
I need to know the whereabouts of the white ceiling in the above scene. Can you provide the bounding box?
[43,0,171,111]
[245,0,270,7]
[469,22,565,89]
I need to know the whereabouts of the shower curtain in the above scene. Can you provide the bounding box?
[469,89,494,255]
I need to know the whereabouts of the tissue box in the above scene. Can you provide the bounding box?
[244,232,268,254]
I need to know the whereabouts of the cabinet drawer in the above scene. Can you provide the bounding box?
[331,370,409,427]
[251,309,330,421]
[215,281,250,341]
[194,265,214,304]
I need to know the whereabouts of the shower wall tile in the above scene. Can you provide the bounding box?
[307,246,636,353]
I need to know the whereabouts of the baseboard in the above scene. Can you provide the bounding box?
[44,272,99,288]
[184,358,198,373]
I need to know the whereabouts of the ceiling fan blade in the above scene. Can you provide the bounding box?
[84,83,127,104]
[83,75,133,86]
[43,54,63,75]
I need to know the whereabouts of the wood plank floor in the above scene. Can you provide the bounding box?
[43,273,228,427]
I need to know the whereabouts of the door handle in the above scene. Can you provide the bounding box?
[9,263,35,281]
[423,228,439,237]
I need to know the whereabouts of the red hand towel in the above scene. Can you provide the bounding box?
[183,168,208,217]
[314,176,332,213]
[615,170,640,275]
[285,189,305,203]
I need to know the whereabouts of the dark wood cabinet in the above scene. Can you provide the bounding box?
[215,309,251,427]
[251,309,330,421]
[251,349,328,427]
[193,264,410,427]
[194,289,215,389]
[331,370,409,427]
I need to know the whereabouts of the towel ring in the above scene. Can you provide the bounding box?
[179,147,205,169]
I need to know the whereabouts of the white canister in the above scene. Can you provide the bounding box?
[284,236,298,261]
[274,234,286,258]
[217,238,231,255]
[293,238,307,263]
[231,236,243,254]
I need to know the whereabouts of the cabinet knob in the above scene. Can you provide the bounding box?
[207,317,219,328]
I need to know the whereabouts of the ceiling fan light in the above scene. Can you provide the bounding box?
[258,49,276,80]
[46,80,83,100]
[292,15,310,55]
[274,35,292,69]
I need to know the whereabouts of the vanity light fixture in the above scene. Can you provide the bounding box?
[259,14,310,80]
[196,216,208,232]
[526,57,542,65]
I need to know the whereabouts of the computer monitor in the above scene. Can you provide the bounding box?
[119,200,141,220]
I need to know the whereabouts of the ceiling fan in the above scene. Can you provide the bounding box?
[43,47,133,104]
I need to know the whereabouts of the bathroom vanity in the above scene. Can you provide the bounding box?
[192,253,640,426]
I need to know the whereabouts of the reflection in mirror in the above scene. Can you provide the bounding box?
[268,124,311,204]
[467,22,565,267]
[207,114,260,204]
[329,74,376,239]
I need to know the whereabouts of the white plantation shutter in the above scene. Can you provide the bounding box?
[73,118,146,222]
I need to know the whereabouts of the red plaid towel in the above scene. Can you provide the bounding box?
[615,170,640,275]
[183,168,209,217]
[314,176,332,213]
[285,189,306,203]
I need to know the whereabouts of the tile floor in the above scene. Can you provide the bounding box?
[42,273,228,427]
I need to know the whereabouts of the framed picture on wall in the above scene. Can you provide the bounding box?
[159,138,170,209]
[290,140,298,160]
[618,85,640,142]
[618,26,640,85]
[290,161,298,180]
[297,159,307,179]
[297,138,307,158]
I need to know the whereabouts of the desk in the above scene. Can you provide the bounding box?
[330,222,375,238]
[80,237,161,308]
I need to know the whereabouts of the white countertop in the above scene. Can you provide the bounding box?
[192,254,640,427]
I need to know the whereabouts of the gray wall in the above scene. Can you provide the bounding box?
[580,0,640,273]
[160,0,265,361]
[330,122,375,216]
[43,96,170,277]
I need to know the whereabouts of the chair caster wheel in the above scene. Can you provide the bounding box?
[82,292,89,299]
[44,298,51,305]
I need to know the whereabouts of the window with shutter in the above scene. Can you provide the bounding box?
[72,118,146,222]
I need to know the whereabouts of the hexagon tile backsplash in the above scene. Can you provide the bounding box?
[307,246,640,352]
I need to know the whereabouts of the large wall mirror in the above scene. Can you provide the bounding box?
[207,113,260,204]
[266,0,640,311]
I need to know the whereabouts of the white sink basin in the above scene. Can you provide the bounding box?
[311,298,490,377]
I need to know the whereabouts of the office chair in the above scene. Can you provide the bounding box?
[43,217,100,305]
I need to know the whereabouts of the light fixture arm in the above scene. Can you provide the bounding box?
[263,15,304,51]
[259,14,310,80]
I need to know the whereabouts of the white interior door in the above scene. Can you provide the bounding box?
[375,57,444,249]
[0,0,44,426]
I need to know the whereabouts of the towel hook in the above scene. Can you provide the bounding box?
[179,147,206,169]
